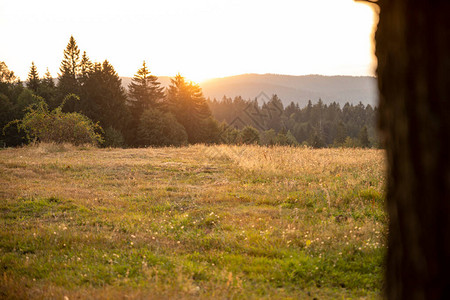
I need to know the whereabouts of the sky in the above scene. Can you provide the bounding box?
[0,0,377,83]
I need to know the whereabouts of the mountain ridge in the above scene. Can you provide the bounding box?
[120,73,378,107]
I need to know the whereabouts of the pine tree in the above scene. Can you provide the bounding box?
[358,126,370,148]
[80,51,94,85]
[81,60,129,131]
[164,74,212,143]
[263,94,284,132]
[26,62,40,92]
[334,121,347,145]
[128,61,164,117]
[59,36,80,80]
[37,68,58,109]
[42,68,55,88]
[57,36,81,110]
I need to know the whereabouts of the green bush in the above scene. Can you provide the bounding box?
[219,123,241,144]
[137,108,187,147]
[102,126,125,148]
[5,95,103,146]
[240,126,260,144]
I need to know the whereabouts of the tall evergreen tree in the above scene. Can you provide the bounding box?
[57,36,81,110]
[42,68,55,88]
[128,61,164,115]
[80,51,94,85]
[81,60,129,131]
[334,121,347,145]
[165,74,212,143]
[263,94,284,132]
[39,68,58,109]
[358,126,370,148]
[26,62,40,92]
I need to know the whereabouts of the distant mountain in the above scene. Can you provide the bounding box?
[120,73,378,108]
[200,74,378,107]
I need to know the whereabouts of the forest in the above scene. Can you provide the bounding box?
[0,36,377,149]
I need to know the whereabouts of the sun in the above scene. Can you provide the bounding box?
[181,72,212,84]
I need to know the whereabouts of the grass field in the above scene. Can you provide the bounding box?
[0,143,386,299]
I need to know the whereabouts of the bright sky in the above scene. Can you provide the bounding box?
[0,0,377,83]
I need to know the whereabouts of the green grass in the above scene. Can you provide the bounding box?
[0,143,386,299]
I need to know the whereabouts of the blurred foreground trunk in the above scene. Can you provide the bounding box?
[375,0,450,298]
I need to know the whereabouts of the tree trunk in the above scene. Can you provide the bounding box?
[375,1,450,298]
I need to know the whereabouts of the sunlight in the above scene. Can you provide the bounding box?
[0,0,377,80]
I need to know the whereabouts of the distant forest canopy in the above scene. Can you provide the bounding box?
[0,36,378,148]
[208,95,378,148]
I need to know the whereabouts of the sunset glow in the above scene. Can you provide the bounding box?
[0,0,377,82]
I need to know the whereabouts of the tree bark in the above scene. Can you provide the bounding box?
[375,1,450,299]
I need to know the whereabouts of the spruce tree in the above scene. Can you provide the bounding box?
[80,51,94,85]
[81,60,129,131]
[57,36,81,110]
[358,126,370,148]
[38,68,58,109]
[128,61,164,116]
[59,36,80,80]
[165,74,212,143]
[42,68,55,88]
[26,62,40,92]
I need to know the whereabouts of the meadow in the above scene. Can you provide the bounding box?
[0,144,386,299]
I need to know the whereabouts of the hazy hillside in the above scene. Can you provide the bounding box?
[120,74,378,107]
[200,74,378,107]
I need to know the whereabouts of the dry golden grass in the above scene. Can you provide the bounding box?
[0,143,386,299]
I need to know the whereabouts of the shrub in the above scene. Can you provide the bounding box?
[240,126,260,144]
[260,129,277,145]
[102,126,125,148]
[200,117,221,144]
[137,108,187,147]
[219,123,241,144]
[5,95,103,146]
[275,130,298,146]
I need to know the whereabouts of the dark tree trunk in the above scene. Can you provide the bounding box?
[375,0,450,299]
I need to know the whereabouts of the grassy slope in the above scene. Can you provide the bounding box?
[0,144,386,299]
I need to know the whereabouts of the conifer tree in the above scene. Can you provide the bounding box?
[81,60,129,131]
[57,36,81,110]
[165,74,212,143]
[358,126,370,148]
[264,94,284,131]
[59,36,80,80]
[26,62,40,92]
[40,68,58,109]
[128,61,164,116]
[80,51,94,85]
[42,68,55,88]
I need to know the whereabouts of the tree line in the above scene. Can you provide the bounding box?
[1,36,377,148]
[208,95,378,148]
